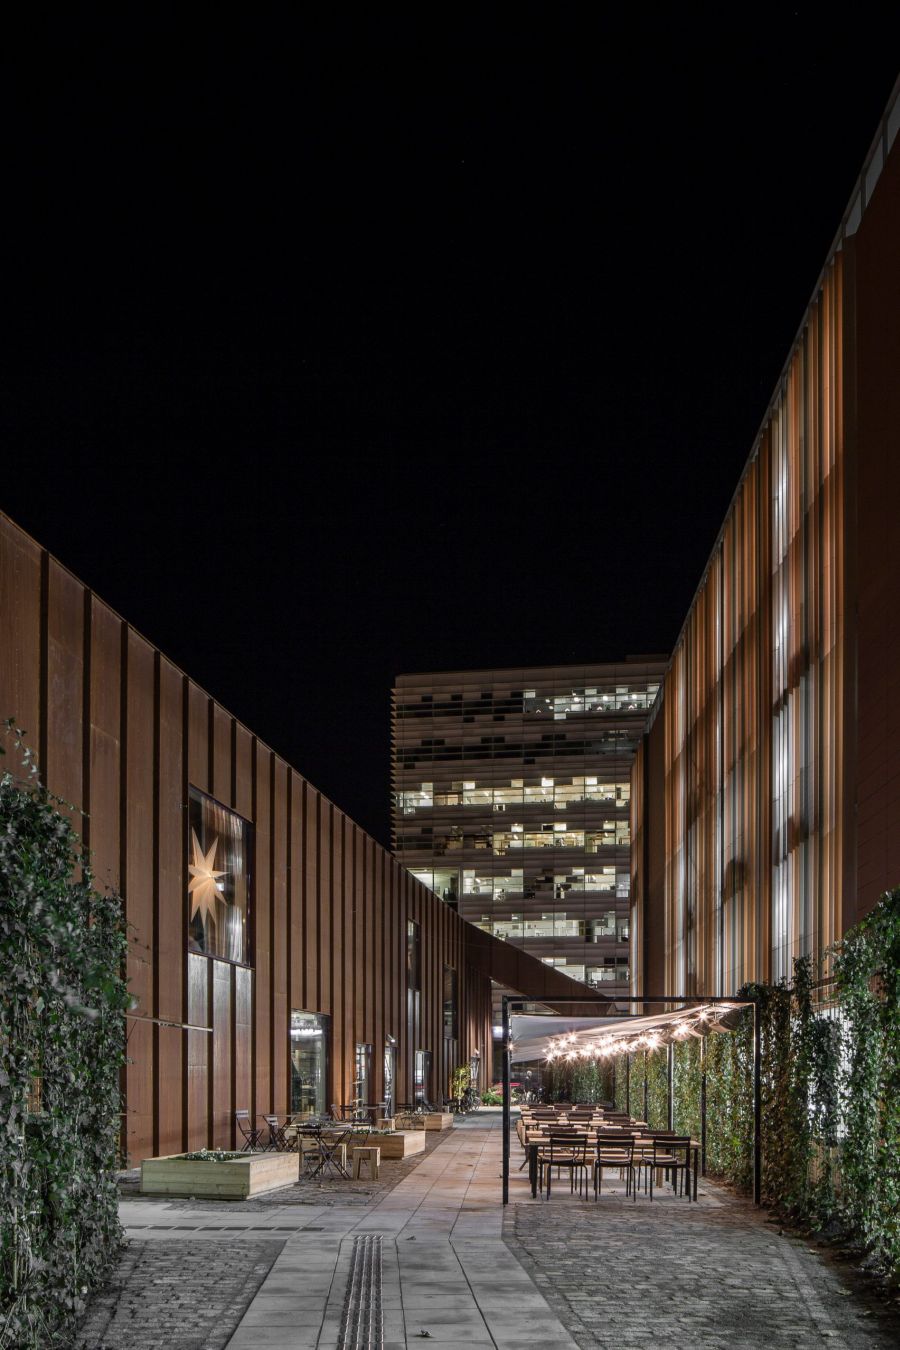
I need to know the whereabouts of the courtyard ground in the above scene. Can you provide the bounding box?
[77,1110,900,1349]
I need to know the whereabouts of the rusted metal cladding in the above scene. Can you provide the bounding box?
[631,101,900,996]
[0,513,596,1161]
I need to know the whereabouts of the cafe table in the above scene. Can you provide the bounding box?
[292,1122,354,1179]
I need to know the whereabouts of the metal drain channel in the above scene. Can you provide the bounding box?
[338,1234,383,1350]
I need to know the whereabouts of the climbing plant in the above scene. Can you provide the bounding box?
[546,1057,612,1103]
[0,729,129,1348]
[833,887,900,1276]
[598,888,899,1281]
[628,1049,647,1119]
[646,1048,668,1128]
[672,1037,701,1141]
[613,1054,628,1111]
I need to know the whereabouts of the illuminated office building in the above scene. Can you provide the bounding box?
[392,660,666,995]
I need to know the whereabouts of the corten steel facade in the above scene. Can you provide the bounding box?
[631,80,900,999]
[392,661,665,996]
[0,513,594,1164]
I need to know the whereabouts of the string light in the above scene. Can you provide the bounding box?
[540,1003,737,1063]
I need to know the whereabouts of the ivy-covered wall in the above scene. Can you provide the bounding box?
[545,1059,613,1104]
[607,888,900,1281]
[0,744,129,1348]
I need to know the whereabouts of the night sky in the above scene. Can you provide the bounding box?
[3,12,899,847]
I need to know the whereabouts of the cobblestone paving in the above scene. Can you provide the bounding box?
[75,1239,283,1349]
[503,1181,900,1350]
[79,1130,447,1345]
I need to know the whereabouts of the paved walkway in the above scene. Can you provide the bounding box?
[117,1111,577,1350]
[108,1112,899,1350]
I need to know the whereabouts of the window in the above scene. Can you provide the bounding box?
[397,784,433,813]
[410,868,458,907]
[188,787,251,964]
[443,966,458,1039]
[407,920,421,991]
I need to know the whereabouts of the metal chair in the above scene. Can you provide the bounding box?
[262,1114,291,1151]
[235,1110,263,1151]
[649,1136,693,1200]
[594,1131,636,1201]
[538,1131,592,1199]
[317,1126,352,1178]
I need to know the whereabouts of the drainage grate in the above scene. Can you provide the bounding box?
[338,1234,383,1350]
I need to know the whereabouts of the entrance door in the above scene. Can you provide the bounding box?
[355,1042,373,1110]
[414,1049,432,1106]
[290,1011,329,1117]
[384,1036,397,1116]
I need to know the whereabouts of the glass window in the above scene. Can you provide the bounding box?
[411,868,458,906]
[397,784,433,813]
[443,966,458,1039]
[188,787,251,964]
[290,1011,329,1117]
[407,920,421,991]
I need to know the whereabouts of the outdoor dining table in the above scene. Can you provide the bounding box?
[525,1130,701,1200]
[292,1122,354,1179]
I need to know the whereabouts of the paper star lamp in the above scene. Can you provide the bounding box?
[188,828,228,926]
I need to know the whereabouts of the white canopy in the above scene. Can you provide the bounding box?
[510,1002,744,1063]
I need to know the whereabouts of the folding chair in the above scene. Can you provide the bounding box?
[235,1110,263,1151]
[262,1114,290,1151]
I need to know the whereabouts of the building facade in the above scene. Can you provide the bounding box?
[0,513,593,1163]
[631,78,900,999]
[392,661,665,996]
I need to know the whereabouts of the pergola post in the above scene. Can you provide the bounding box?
[700,1033,708,1176]
[502,995,511,1206]
[753,996,761,1206]
[667,1041,674,1130]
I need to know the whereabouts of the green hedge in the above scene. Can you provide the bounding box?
[0,737,129,1347]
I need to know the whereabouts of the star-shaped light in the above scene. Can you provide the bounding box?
[188,828,228,926]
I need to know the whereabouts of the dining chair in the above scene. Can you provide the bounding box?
[539,1131,592,1199]
[594,1131,637,1201]
[649,1136,692,1200]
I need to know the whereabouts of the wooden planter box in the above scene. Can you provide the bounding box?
[424,1112,454,1131]
[140,1151,297,1199]
[364,1130,426,1160]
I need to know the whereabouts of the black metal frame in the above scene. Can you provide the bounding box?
[501,994,761,1206]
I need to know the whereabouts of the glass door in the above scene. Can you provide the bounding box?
[384,1036,397,1116]
[355,1042,373,1112]
[414,1049,432,1106]
[290,1011,329,1118]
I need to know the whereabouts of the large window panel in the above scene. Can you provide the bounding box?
[188,787,251,964]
